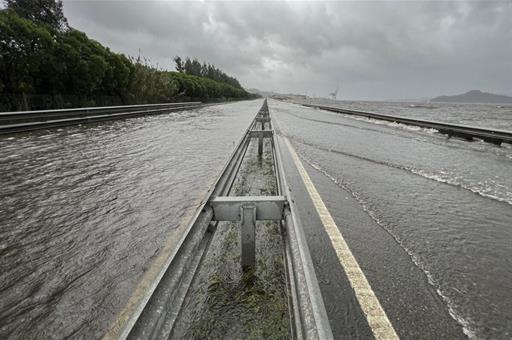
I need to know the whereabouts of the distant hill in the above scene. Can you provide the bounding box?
[431,90,512,104]
[247,88,307,100]
[247,88,280,97]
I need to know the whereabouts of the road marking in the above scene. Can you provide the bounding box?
[283,137,399,340]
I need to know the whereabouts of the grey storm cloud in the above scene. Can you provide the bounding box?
[62,0,512,100]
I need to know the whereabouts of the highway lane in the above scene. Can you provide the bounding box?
[271,99,512,339]
[0,100,262,340]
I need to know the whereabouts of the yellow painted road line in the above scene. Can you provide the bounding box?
[283,137,400,340]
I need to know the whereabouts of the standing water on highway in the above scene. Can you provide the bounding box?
[0,101,260,339]
[274,99,512,339]
[296,98,512,131]
[2,0,511,338]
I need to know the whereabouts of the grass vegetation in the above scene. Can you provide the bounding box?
[174,140,290,339]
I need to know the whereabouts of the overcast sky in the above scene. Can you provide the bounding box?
[57,1,512,100]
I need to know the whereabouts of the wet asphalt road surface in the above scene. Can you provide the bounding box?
[271,99,512,339]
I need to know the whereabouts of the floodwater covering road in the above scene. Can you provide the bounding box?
[272,99,512,339]
[0,100,261,339]
[2,97,511,339]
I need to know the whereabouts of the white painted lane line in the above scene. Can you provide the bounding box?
[283,136,399,340]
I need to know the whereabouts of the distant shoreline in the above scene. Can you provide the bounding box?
[431,90,512,104]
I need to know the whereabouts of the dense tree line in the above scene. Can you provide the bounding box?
[174,56,243,90]
[4,0,68,31]
[0,1,255,111]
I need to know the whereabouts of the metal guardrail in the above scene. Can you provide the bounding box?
[0,102,203,134]
[303,103,512,145]
[104,99,333,340]
[271,125,334,340]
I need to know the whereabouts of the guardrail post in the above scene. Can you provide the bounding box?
[240,204,256,269]
[258,135,263,156]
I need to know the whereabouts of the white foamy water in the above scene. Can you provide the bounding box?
[302,156,478,339]
[273,99,512,339]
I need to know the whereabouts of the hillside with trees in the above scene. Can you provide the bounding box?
[174,57,243,90]
[431,90,512,104]
[0,0,256,111]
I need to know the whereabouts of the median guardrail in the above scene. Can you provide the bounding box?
[103,99,333,340]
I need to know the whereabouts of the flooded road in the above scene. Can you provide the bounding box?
[2,97,511,339]
[272,100,512,339]
[0,100,260,339]
[295,98,512,131]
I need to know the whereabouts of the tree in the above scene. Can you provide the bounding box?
[4,0,68,31]
[200,62,208,77]
[190,58,201,76]
[0,10,55,109]
[173,56,184,72]
[0,11,253,111]
[183,57,192,74]
[174,55,244,90]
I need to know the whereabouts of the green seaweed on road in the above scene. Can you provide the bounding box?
[173,139,290,339]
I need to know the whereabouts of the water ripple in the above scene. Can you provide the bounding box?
[0,101,261,339]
